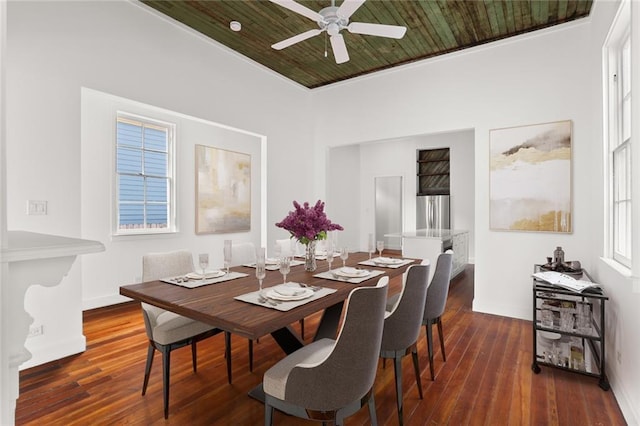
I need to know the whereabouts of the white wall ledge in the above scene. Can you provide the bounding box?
[1,230,104,425]
[1,230,104,263]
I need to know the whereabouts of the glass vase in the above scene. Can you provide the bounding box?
[304,240,317,272]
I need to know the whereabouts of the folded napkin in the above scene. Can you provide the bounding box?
[340,267,368,276]
[272,284,307,297]
[185,270,224,280]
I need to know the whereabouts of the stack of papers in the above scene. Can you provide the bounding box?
[532,271,602,293]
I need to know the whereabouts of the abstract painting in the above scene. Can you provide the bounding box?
[195,144,250,234]
[490,120,572,233]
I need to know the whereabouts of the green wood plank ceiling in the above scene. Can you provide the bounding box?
[141,0,594,89]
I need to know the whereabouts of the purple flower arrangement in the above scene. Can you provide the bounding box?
[276,200,343,245]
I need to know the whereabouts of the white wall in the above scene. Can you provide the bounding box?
[80,88,265,309]
[314,2,637,423]
[7,0,313,368]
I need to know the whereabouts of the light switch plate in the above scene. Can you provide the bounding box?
[27,200,47,215]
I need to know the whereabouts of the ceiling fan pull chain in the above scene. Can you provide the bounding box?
[324,32,328,58]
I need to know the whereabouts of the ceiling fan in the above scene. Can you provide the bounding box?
[269,0,407,64]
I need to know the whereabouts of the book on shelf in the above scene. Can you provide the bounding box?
[532,271,603,293]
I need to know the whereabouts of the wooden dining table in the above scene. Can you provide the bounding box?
[120,251,417,355]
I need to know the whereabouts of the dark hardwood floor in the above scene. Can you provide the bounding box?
[16,265,626,425]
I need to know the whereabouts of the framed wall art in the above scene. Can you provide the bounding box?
[489,120,572,233]
[195,144,251,234]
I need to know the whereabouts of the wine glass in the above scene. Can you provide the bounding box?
[198,253,209,278]
[279,256,291,284]
[223,240,232,274]
[326,244,334,271]
[367,233,374,259]
[340,247,349,268]
[255,247,266,295]
[377,240,384,258]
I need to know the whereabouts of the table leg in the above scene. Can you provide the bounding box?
[314,302,344,341]
[271,326,304,354]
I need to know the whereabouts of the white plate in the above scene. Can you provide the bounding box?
[374,257,404,265]
[185,270,225,280]
[334,267,370,278]
[266,287,314,301]
[265,258,280,265]
[539,331,561,341]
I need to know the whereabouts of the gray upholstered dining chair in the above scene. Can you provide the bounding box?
[263,277,389,426]
[380,264,430,426]
[423,252,453,380]
[140,250,227,419]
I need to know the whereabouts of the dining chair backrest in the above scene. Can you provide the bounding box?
[382,264,430,352]
[282,277,389,410]
[230,242,256,266]
[275,238,297,257]
[424,252,453,321]
[141,250,195,334]
[142,250,194,282]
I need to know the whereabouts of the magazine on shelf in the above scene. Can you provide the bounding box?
[532,271,603,293]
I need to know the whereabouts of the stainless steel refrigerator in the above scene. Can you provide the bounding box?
[416,195,450,230]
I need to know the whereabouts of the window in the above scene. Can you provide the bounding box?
[604,0,632,268]
[115,113,176,234]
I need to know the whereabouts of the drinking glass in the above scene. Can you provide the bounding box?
[326,245,334,271]
[559,310,574,331]
[223,240,232,274]
[367,233,374,259]
[279,256,291,284]
[376,240,384,258]
[256,247,266,295]
[340,247,349,268]
[198,253,209,278]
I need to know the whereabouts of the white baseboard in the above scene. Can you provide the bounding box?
[83,293,132,311]
[607,363,639,425]
[21,334,86,370]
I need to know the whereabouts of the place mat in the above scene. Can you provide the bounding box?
[234,283,337,311]
[242,259,305,271]
[313,268,384,284]
[161,271,249,289]
[358,257,414,269]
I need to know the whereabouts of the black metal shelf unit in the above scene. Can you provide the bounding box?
[531,265,609,391]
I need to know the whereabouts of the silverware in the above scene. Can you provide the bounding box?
[257,294,278,306]
[297,282,321,291]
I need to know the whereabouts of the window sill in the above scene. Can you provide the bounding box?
[599,257,640,293]
[111,230,177,241]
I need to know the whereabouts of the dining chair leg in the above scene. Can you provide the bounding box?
[264,402,274,426]
[411,347,423,399]
[142,343,155,395]
[191,340,197,373]
[161,347,171,419]
[248,339,254,372]
[426,322,435,381]
[225,331,232,384]
[437,317,446,361]
[368,391,378,426]
[393,356,404,426]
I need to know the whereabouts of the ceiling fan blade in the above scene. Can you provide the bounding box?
[269,0,323,22]
[330,33,350,64]
[336,0,367,19]
[272,29,323,50]
[348,22,407,39]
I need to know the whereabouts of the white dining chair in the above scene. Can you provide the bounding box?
[140,250,227,419]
